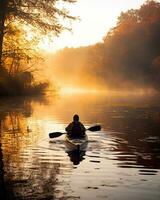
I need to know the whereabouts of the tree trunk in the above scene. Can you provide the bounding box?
[0,0,8,69]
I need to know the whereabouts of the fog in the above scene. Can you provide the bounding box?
[44,1,160,94]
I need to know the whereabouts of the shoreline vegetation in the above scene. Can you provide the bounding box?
[1,1,160,97]
[0,67,48,96]
[0,68,49,97]
[52,1,160,92]
[0,0,77,97]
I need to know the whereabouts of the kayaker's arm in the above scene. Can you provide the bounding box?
[79,122,86,132]
[65,123,73,132]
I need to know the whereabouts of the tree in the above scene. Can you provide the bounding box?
[0,0,77,68]
[3,23,41,75]
[51,0,160,91]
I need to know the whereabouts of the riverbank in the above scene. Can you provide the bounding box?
[0,68,49,97]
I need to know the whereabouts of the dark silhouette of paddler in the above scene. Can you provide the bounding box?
[65,114,85,138]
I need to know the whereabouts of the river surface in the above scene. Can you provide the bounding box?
[0,93,160,200]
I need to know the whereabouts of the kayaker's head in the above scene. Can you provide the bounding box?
[73,114,79,122]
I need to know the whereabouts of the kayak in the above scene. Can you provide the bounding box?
[65,134,88,152]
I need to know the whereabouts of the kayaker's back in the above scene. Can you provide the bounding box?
[66,121,85,139]
[65,114,86,139]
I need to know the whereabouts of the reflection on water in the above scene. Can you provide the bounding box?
[66,149,86,165]
[0,93,160,199]
[65,140,88,165]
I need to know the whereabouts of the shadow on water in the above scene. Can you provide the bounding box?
[66,150,86,165]
[107,130,160,171]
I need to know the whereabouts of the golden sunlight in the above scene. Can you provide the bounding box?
[38,37,56,52]
[1,0,160,199]
[59,87,156,97]
[60,87,101,94]
[38,0,147,52]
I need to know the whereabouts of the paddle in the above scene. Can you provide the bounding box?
[49,125,101,138]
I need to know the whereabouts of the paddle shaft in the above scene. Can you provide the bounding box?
[49,125,101,138]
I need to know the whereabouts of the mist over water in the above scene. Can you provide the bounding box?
[1,1,160,199]
[0,92,160,200]
[44,1,160,93]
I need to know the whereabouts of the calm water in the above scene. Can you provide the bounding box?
[0,93,160,200]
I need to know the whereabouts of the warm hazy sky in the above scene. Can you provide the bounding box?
[39,0,147,52]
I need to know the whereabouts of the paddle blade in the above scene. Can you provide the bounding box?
[88,125,101,132]
[49,132,64,138]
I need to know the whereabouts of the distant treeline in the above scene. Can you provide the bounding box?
[52,0,160,91]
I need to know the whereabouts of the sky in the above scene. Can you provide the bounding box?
[39,0,147,52]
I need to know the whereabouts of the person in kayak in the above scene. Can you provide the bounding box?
[65,114,86,138]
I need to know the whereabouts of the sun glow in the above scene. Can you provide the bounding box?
[38,0,147,52]
[60,87,101,94]
[59,87,156,97]
[38,37,56,52]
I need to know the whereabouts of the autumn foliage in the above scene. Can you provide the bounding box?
[52,0,160,91]
[0,0,76,96]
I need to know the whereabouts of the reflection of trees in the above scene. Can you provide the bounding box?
[109,130,160,170]
[93,99,160,170]
[0,97,46,174]
[0,96,57,199]
[0,142,5,199]
[0,98,32,133]
[0,95,49,132]
[0,147,61,199]
[5,156,60,199]
[98,103,160,135]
